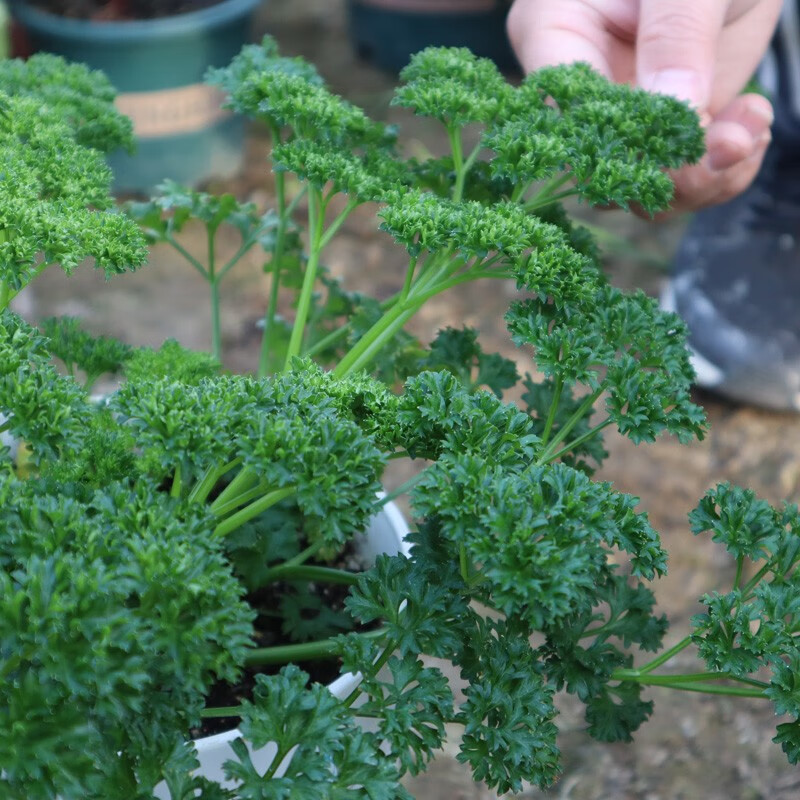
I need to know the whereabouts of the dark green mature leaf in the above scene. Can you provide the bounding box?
[457,626,560,792]
[356,654,454,776]
[398,370,540,464]
[414,454,665,629]
[507,284,706,444]
[216,51,394,149]
[690,482,785,562]
[596,576,668,652]
[379,191,597,306]
[112,362,389,545]
[774,719,800,765]
[585,681,654,742]
[418,326,519,398]
[40,407,139,489]
[767,654,800,718]
[691,589,792,675]
[279,583,355,643]
[345,554,472,660]
[226,666,406,799]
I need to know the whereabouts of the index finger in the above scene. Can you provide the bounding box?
[506,0,616,76]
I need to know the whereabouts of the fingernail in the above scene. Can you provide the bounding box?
[642,69,707,108]
[751,103,775,127]
[708,137,762,171]
[708,148,738,171]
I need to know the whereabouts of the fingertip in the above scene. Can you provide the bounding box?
[705,120,763,172]
[506,0,613,76]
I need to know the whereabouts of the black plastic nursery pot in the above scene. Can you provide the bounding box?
[348,0,517,73]
[9,0,262,194]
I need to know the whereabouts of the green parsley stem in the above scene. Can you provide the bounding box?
[405,269,514,307]
[343,634,398,708]
[217,229,264,283]
[459,545,470,583]
[211,482,270,518]
[283,539,326,568]
[210,466,259,512]
[208,225,223,362]
[733,556,744,591]
[525,187,580,211]
[636,635,692,675]
[400,255,418,302]
[263,745,291,782]
[201,706,241,718]
[259,163,288,378]
[83,372,102,394]
[260,564,360,586]
[210,279,222,363]
[741,562,774,596]
[3,260,56,309]
[170,464,182,498]
[539,375,563,448]
[545,418,614,463]
[612,669,768,698]
[302,283,408,358]
[166,234,208,279]
[333,301,417,378]
[408,249,462,297]
[462,140,483,177]
[285,184,309,217]
[284,187,324,369]
[305,253,462,356]
[378,472,424,506]
[536,387,603,464]
[524,172,575,211]
[214,487,296,538]
[244,626,387,666]
[318,196,358,250]
[448,125,466,203]
[510,180,533,204]
[187,457,243,505]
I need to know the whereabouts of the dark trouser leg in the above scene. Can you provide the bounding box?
[662,1,800,411]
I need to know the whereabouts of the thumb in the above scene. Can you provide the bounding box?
[636,0,728,109]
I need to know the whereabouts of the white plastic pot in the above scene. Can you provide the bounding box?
[154,496,411,797]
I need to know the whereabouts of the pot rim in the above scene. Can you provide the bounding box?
[9,0,262,42]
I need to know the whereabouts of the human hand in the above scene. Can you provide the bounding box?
[507,0,783,214]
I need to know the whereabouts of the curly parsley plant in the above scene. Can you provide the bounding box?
[4,39,799,800]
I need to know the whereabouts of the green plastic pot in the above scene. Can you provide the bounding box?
[348,0,517,73]
[9,0,262,193]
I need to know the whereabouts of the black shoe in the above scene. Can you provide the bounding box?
[661,138,800,411]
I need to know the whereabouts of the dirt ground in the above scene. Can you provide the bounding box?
[18,0,800,797]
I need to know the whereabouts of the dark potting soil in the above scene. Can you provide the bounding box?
[192,546,368,739]
[28,0,223,20]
